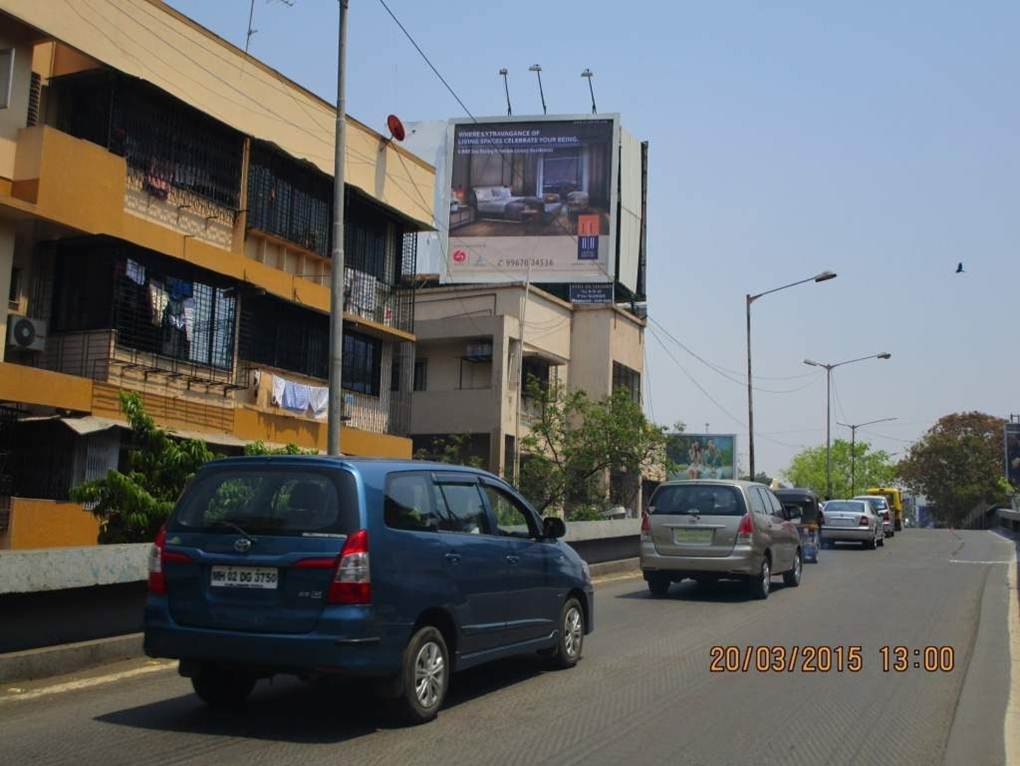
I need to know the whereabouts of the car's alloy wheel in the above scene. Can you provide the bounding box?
[783,550,802,587]
[397,626,449,724]
[749,558,770,599]
[547,597,585,669]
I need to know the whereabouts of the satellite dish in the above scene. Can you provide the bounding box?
[386,114,406,142]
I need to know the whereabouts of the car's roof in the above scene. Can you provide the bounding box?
[826,498,867,505]
[774,488,817,499]
[659,479,762,489]
[853,494,886,500]
[201,455,497,481]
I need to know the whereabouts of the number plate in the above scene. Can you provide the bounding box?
[673,528,713,544]
[832,517,855,526]
[210,566,278,589]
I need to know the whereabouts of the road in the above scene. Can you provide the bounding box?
[2,529,1017,766]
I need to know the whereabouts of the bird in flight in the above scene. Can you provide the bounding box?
[955,262,964,274]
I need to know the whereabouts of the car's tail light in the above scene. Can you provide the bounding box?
[640,511,651,541]
[859,515,870,526]
[327,529,371,605]
[736,513,754,545]
[148,526,192,595]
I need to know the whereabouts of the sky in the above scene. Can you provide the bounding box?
[169,0,1020,477]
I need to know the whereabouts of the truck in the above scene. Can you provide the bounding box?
[866,486,904,531]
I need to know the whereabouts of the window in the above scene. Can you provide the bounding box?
[749,488,768,516]
[765,491,784,516]
[384,473,440,532]
[390,356,401,392]
[342,332,382,396]
[0,49,13,110]
[413,359,428,391]
[170,469,357,536]
[482,483,537,538]
[650,484,745,517]
[613,362,641,403]
[433,479,489,534]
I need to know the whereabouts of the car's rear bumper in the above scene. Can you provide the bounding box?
[822,527,875,542]
[144,598,404,677]
[640,542,758,576]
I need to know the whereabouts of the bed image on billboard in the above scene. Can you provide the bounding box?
[445,115,619,284]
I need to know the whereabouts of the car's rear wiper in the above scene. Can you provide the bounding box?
[209,520,256,539]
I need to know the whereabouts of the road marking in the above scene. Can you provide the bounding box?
[949,560,1012,565]
[1007,558,1020,766]
[0,661,176,705]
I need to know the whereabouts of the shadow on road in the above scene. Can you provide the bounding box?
[95,655,548,743]
[614,578,798,603]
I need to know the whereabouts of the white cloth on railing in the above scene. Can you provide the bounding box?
[309,386,329,420]
[270,374,286,407]
[281,381,311,413]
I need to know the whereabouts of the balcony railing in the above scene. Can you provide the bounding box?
[51,71,244,219]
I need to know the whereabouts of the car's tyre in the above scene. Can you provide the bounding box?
[395,625,449,725]
[191,664,257,708]
[865,537,876,550]
[546,597,585,669]
[877,536,885,547]
[646,574,670,597]
[748,557,770,600]
[782,550,802,587]
[889,530,895,538]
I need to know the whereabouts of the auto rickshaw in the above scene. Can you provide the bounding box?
[774,488,823,563]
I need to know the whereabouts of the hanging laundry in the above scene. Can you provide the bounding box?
[281,381,311,413]
[182,298,195,343]
[161,298,189,359]
[271,374,285,407]
[309,386,329,420]
[166,276,194,300]
[149,281,169,326]
[126,259,146,285]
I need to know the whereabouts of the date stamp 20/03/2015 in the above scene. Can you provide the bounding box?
[709,645,956,673]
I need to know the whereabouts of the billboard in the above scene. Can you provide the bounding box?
[1006,423,1020,488]
[666,434,738,481]
[445,115,619,284]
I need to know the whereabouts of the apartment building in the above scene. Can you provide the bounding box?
[0,1,434,547]
[410,282,650,512]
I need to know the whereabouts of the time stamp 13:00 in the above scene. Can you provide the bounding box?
[709,645,956,674]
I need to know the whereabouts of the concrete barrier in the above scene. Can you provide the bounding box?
[0,543,149,594]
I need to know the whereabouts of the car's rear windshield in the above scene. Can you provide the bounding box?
[650,485,745,516]
[861,497,888,509]
[825,501,864,513]
[170,467,359,536]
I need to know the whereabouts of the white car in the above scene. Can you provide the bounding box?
[854,495,894,538]
[821,499,884,549]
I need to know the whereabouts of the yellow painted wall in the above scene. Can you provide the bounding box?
[0,361,94,412]
[234,407,411,458]
[6,497,99,549]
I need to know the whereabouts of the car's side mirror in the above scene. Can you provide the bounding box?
[542,516,566,539]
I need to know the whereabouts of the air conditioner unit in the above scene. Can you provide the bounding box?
[6,315,46,351]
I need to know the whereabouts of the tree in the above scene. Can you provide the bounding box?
[413,434,485,468]
[739,471,774,486]
[897,411,1010,526]
[71,394,314,543]
[518,378,668,518]
[782,439,895,499]
[71,392,219,543]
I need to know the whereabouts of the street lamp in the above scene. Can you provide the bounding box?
[528,64,547,114]
[745,270,837,481]
[499,68,512,116]
[804,353,893,498]
[837,417,898,496]
[581,68,597,114]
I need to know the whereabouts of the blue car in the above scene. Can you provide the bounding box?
[144,456,594,723]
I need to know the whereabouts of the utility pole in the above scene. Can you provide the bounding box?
[838,417,897,496]
[512,266,532,484]
[327,0,349,456]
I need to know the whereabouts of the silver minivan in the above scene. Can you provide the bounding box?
[640,480,802,599]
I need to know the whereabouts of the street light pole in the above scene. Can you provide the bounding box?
[529,64,546,114]
[837,417,898,496]
[327,0,349,456]
[804,353,892,498]
[745,271,837,480]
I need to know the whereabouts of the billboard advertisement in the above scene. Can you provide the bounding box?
[445,115,619,284]
[1006,423,1020,488]
[666,434,738,481]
